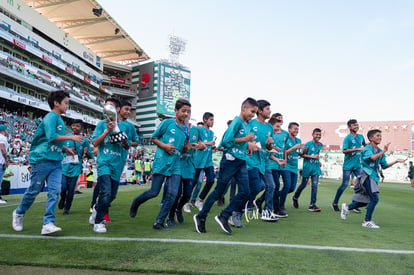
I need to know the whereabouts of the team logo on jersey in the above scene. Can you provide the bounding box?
[103,149,109,155]
[169,138,175,144]
[253,126,258,132]
[50,145,59,152]
[57,125,63,131]
[239,129,245,135]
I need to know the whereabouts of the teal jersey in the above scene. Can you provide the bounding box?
[284,136,301,174]
[361,144,388,183]
[152,118,188,176]
[62,133,93,177]
[266,130,288,170]
[301,140,323,177]
[194,126,214,169]
[180,126,199,179]
[92,119,129,181]
[29,111,66,164]
[120,120,139,161]
[246,119,273,175]
[220,116,251,161]
[343,133,366,170]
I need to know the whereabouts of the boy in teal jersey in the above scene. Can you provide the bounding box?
[234,100,277,225]
[340,129,405,228]
[194,98,260,235]
[12,90,84,235]
[168,117,205,225]
[89,97,131,233]
[292,128,323,212]
[254,113,288,216]
[192,112,216,210]
[332,119,366,212]
[130,98,191,231]
[58,119,93,215]
[279,122,301,218]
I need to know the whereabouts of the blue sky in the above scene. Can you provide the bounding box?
[98,0,414,138]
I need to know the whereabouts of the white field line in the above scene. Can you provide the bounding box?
[0,234,413,255]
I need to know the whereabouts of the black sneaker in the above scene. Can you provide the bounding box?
[292,197,299,209]
[214,214,232,234]
[353,208,362,213]
[152,222,169,231]
[308,205,321,212]
[129,200,140,218]
[167,218,176,227]
[278,208,288,218]
[63,209,70,215]
[193,214,206,233]
[176,209,184,224]
[331,203,340,212]
[58,198,64,210]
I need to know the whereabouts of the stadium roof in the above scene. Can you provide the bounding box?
[22,0,150,64]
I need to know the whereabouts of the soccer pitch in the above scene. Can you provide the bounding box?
[0,179,413,274]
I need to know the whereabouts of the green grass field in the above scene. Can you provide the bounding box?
[0,179,413,274]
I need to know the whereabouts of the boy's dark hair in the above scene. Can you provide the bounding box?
[272,112,283,118]
[120,100,132,108]
[175,98,191,110]
[367,129,381,140]
[313,128,322,134]
[268,116,282,125]
[347,119,358,127]
[288,122,299,129]
[47,90,70,109]
[256,100,271,115]
[105,97,121,108]
[242,97,258,108]
[72,119,83,126]
[197,122,204,126]
[203,112,214,121]
[227,120,233,126]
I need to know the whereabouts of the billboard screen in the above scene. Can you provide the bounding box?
[138,63,154,99]
[157,63,190,116]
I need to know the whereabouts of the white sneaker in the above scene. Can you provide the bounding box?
[362,221,380,229]
[89,205,97,225]
[261,209,279,222]
[340,203,349,220]
[0,198,7,204]
[93,223,107,233]
[183,202,191,213]
[12,209,24,232]
[41,223,62,235]
[195,200,203,211]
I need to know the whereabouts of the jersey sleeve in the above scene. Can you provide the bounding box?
[152,119,171,139]
[220,118,240,149]
[92,121,105,143]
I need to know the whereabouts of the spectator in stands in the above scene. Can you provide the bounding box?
[17,149,29,165]
[12,90,84,235]
[0,124,10,204]
[8,148,19,165]
[58,119,93,215]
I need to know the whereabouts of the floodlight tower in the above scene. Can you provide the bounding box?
[168,34,186,66]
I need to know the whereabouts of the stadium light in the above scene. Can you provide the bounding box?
[135,49,143,57]
[114,28,120,35]
[92,8,103,17]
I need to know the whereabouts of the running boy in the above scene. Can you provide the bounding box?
[12,90,83,234]
[129,98,191,230]
[340,129,405,228]
[292,128,323,212]
[194,97,259,234]
[59,119,92,215]
[89,97,131,233]
[279,122,301,218]
[332,119,366,211]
